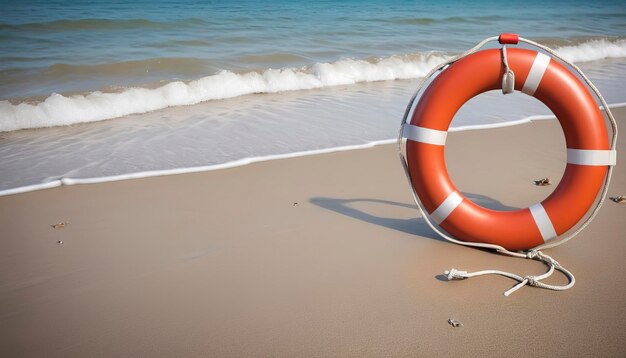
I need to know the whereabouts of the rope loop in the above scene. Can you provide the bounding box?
[443,250,574,297]
[500,45,515,94]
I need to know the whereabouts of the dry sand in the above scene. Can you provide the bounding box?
[1,108,625,357]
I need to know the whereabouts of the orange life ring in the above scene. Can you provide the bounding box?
[404,47,615,251]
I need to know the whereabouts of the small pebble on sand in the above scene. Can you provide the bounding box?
[51,222,69,229]
[448,319,463,327]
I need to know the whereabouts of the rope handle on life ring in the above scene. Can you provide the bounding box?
[499,33,518,94]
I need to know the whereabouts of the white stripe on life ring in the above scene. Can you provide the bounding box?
[529,203,557,241]
[522,53,551,96]
[567,149,617,166]
[431,191,463,225]
[403,124,447,146]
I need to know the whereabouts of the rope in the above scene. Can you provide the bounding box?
[396,36,617,296]
[444,250,575,296]
[500,45,515,94]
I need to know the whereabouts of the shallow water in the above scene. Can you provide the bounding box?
[1,58,624,192]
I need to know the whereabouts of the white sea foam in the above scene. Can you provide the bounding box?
[0,53,448,132]
[1,39,625,132]
[556,39,626,63]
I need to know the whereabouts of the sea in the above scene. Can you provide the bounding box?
[1,0,625,193]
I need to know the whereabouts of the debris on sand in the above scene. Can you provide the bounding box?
[51,222,69,229]
[448,319,463,327]
[533,178,552,186]
[610,195,626,204]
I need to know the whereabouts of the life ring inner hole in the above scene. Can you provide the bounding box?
[444,91,566,211]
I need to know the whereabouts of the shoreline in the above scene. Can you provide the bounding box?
[2,102,625,197]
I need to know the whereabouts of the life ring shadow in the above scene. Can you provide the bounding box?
[309,193,518,242]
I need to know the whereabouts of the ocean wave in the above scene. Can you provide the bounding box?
[0,52,449,132]
[556,38,626,63]
[0,18,208,32]
[1,38,625,132]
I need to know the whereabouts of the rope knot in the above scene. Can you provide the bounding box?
[444,268,468,280]
[526,250,539,259]
[503,275,543,296]
[524,276,538,286]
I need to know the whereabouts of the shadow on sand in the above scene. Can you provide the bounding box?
[309,192,519,243]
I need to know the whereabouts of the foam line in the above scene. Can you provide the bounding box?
[556,38,626,63]
[0,139,396,196]
[2,102,623,197]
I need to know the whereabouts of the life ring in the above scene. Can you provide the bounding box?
[402,38,616,251]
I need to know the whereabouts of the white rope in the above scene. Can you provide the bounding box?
[397,36,617,296]
[444,250,575,296]
[500,45,515,94]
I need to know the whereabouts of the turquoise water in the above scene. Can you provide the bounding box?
[2,0,625,99]
[0,0,625,191]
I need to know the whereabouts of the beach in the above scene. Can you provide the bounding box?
[1,107,624,357]
[2,1,626,356]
